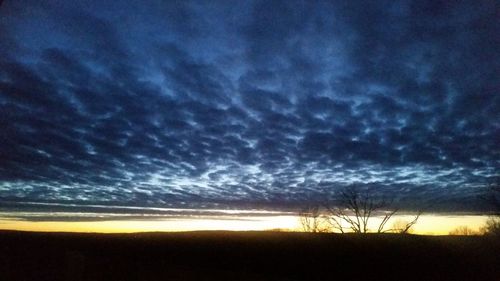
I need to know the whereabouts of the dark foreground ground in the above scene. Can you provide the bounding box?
[0,230,499,281]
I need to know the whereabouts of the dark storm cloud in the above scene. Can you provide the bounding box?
[0,0,498,212]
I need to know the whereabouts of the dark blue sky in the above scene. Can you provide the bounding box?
[0,0,498,212]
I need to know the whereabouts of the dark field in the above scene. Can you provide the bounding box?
[0,230,498,281]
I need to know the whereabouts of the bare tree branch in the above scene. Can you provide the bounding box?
[298,205,330,233]
[322,186,422,234]
[400,211,422,234]
[377,209,398,233]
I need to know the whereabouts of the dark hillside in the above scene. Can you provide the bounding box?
[0,230,498,281]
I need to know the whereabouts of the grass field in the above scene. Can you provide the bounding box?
[0,230,498,281]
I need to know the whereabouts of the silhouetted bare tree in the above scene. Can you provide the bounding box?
[482,177,500,236]
[481,217,500,236]
[391,214,422,234]
[299,205,329,233]
[449,226,479,235]
[323,186,421,234]
[486,177,500,213]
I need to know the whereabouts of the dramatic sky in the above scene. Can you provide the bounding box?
[0,0,498,213]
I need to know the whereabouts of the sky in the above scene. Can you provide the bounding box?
[0,0,499,228]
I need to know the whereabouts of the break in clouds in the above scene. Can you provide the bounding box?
[0,0,498,212]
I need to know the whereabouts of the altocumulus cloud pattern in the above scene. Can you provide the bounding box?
[0,0,498,212]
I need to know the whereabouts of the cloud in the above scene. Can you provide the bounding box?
[0,0,498,213]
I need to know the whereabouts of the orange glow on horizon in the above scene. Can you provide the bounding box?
[0,213,490,235]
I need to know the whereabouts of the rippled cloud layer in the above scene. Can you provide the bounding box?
[0,0,498,212]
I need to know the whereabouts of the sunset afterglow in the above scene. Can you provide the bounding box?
[0,210,489,235]
[0,0,498,236]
